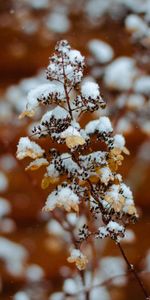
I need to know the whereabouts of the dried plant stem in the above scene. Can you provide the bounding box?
[117,242,150,300]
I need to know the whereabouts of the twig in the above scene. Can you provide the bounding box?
[117,242,150,300]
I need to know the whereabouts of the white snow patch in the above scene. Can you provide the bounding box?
[88,39,114,63]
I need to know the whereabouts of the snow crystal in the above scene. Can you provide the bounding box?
[104,57,138,90]
[88,39,114,63]
[17,137,44,160]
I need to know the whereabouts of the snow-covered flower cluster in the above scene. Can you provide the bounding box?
[17,40,137,277]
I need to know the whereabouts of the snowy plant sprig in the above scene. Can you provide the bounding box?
[17,40,138,272]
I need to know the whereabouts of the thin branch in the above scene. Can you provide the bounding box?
[117,242,150,300]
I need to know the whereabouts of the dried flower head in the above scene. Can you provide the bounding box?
[17,40,138,273]
[67,248,88,270]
